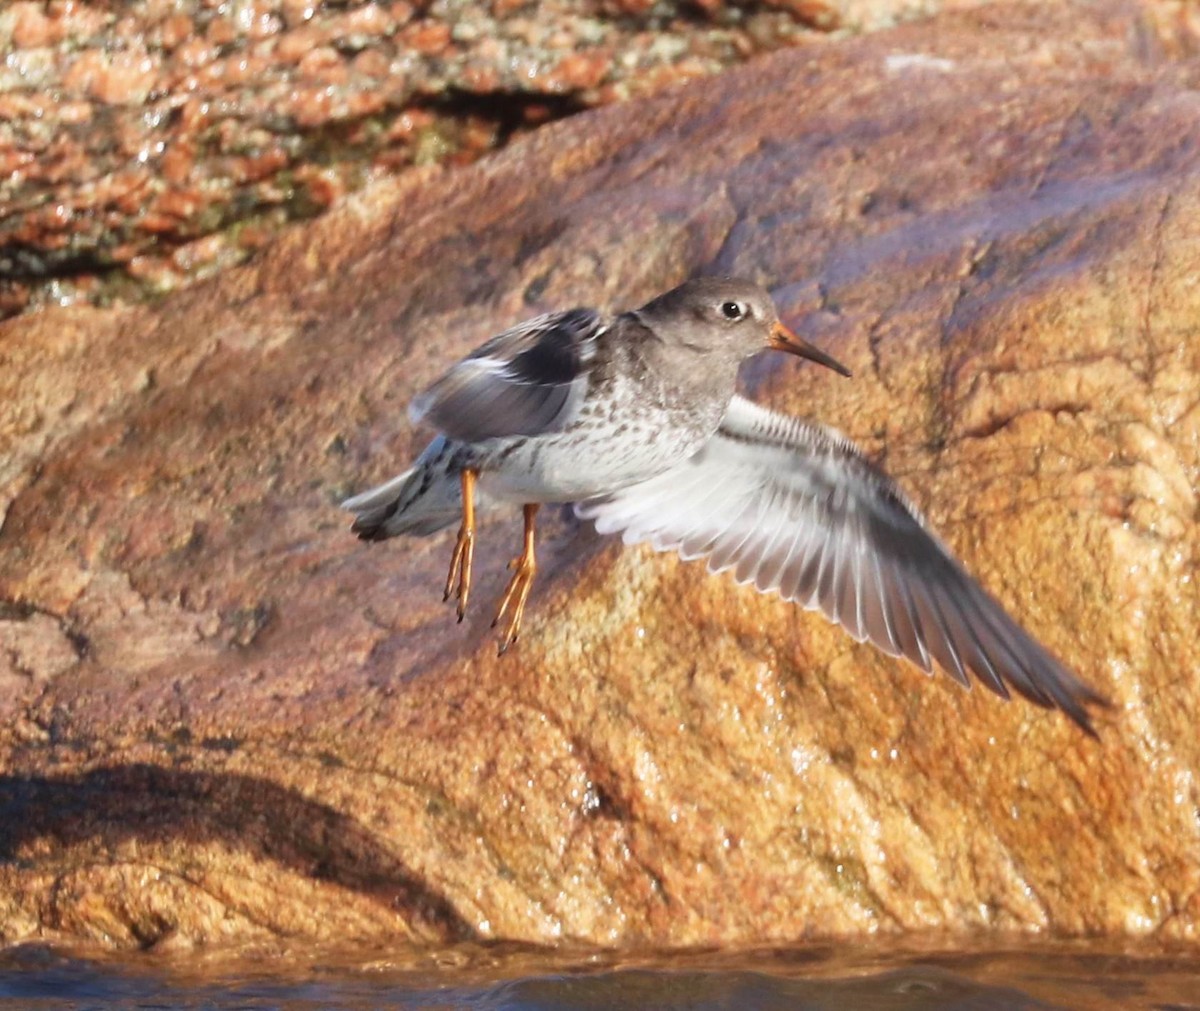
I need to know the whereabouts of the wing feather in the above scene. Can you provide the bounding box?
[577,395,1105,734]
[409,308,603,442]
[752,519,798,595]
[863,548,903,657]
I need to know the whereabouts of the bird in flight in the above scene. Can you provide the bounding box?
[343,277,1106,734]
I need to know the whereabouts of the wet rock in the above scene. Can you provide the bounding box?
[2,0,1200,951]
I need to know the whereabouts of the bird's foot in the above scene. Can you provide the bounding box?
[443,523,475,621]
[442,469,478,621]
[492,552,537,654]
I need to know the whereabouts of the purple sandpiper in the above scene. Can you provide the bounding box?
[343,277,1106,734]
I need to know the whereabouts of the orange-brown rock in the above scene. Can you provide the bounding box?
[0,0,934,321]
[2,0,1200,951]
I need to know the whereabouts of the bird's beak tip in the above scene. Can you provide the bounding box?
[769,322,852,378]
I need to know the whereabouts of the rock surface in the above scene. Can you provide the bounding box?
[0,0,953,320]
[3,0,1200,951]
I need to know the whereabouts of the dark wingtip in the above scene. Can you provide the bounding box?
[1064,702,1099,739]
[1000,683,1103,738]
[1033,677,1108,739]
[1073,685,1113,740]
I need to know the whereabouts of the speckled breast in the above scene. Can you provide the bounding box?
[476,379,722,503]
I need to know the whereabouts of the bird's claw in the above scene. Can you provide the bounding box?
[442,470,478,619]
[493,554,535,655]
[443,525,474,619]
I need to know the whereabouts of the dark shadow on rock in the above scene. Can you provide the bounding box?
[0,764,474,944]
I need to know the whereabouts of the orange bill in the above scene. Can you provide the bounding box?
[769,322,851,377]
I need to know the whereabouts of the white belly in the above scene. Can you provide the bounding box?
[479,427,700,503]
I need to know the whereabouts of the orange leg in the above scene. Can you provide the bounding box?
[493,503,539,655]
[443,468,477,622]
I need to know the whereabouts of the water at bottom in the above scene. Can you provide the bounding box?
[0,939,1197,1010]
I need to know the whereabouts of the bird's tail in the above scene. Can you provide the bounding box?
[341,436,462,540]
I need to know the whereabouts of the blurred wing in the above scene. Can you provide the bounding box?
[409,308,604,442]
[577,395,1105,734]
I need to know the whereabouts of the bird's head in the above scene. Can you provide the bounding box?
[634,277,851,377]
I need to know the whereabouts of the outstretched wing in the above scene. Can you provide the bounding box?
[409,308,604,442]
[576,395,1106,734]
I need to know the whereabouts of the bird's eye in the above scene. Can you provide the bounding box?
[720,301,746,321]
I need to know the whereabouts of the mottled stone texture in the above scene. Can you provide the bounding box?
[0,0,955,319]
[2,0,1200,951]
